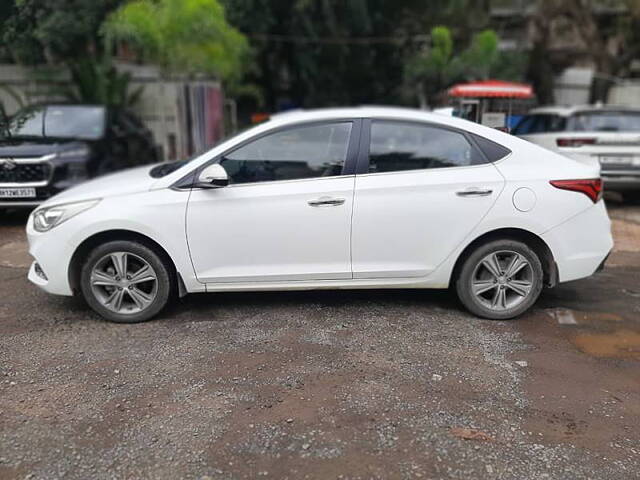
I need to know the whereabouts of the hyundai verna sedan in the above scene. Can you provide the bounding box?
[26,107,613,323]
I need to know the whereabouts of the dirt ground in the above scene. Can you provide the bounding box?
[0,202,639,480]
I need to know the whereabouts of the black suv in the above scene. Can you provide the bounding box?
[0,104,158,208]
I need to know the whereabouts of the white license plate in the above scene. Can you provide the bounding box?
[599,155,637,165]
[0,188,36,198]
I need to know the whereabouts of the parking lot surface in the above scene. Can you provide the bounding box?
[1,204,639,479]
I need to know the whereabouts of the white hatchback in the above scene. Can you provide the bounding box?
[27,107,613,322]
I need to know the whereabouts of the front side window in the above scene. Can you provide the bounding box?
[368,121,484,173]
[221,122,352,184]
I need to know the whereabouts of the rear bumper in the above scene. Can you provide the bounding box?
[542,201,613,283]
[602,174,640,192]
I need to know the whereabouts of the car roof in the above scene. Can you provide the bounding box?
[527,104,640,117]
[267,106,432,123]
[260,106,499,134]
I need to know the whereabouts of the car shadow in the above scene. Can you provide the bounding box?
[165,288,464,323]
[0,208,32,226]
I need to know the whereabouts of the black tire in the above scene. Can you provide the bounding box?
[80,240,173,323]
[455,239,544,320]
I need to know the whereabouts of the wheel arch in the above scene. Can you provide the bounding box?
[68,229,187,297]
[451,228,558,288]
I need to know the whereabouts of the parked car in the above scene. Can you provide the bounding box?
[512,105,640,201]
[0,104,158,209]
[26,107,612,323]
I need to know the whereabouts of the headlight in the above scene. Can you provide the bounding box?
[33,199,100,232]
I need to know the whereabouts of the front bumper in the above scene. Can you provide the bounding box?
[0,200,42,208]
[26,218,76,297]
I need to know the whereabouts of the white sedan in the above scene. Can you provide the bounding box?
[26,107,613,323]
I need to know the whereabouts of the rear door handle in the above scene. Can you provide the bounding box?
[308,196,346,207]
[456,187,493,197]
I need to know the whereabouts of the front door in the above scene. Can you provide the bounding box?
[186,121,357,284]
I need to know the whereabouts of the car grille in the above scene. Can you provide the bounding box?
[0,163,51,184]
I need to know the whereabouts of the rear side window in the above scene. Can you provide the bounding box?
[368,121,486,173]
[512,114,566,135]
[568,111,640,132]
[470,134,511,162]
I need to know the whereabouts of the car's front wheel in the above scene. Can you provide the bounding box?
[80,240,173,323]
[455,239,544,320]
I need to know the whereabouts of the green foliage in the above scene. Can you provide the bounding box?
[60,58,144,107]
[404,26,526,106]
[222,0,494,110]
[104,0,248,81]
[2,0,123,64]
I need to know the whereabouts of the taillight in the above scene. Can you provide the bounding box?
[556,138,597,148]
[550,178,603,203]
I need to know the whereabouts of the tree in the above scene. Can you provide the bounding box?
[404,27,526,107]
[0,0,142,109]
[222,0,494,111]
[532,0,640,103]
[1,0,123,65]
[104,0,248,82]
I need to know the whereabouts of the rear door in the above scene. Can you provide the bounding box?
[351,120,505,279]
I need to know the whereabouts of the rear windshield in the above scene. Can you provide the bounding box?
[512,114,566,135]
[567,111,640,132]
[9,105,106,140]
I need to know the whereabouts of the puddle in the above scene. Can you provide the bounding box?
[546,308,577,325]
[572,329,640,359]
[545,308,624,325]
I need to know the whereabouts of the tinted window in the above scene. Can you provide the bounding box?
[568,111,640,132]
[221,122,352,184]
[368,121,484,173]
[470,134,511,162]
[9,105,106,140]
[512,114,566,135]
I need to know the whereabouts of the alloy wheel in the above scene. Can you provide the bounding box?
[89,252,158,315]
[471,250,534,311]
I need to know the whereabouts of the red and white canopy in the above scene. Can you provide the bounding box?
[448,80,534,99]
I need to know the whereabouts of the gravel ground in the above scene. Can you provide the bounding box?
[0,207,639,479]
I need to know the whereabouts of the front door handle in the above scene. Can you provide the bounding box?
[308,196,346,207]
[456,187,493,197]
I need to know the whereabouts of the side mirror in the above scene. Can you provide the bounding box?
[196,163,229,188]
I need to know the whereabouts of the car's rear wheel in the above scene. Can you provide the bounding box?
[455,239,543,320]
[80,240,173,323]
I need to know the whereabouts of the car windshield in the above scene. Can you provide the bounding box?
[568,111,640,132]
[7,105,106,140]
